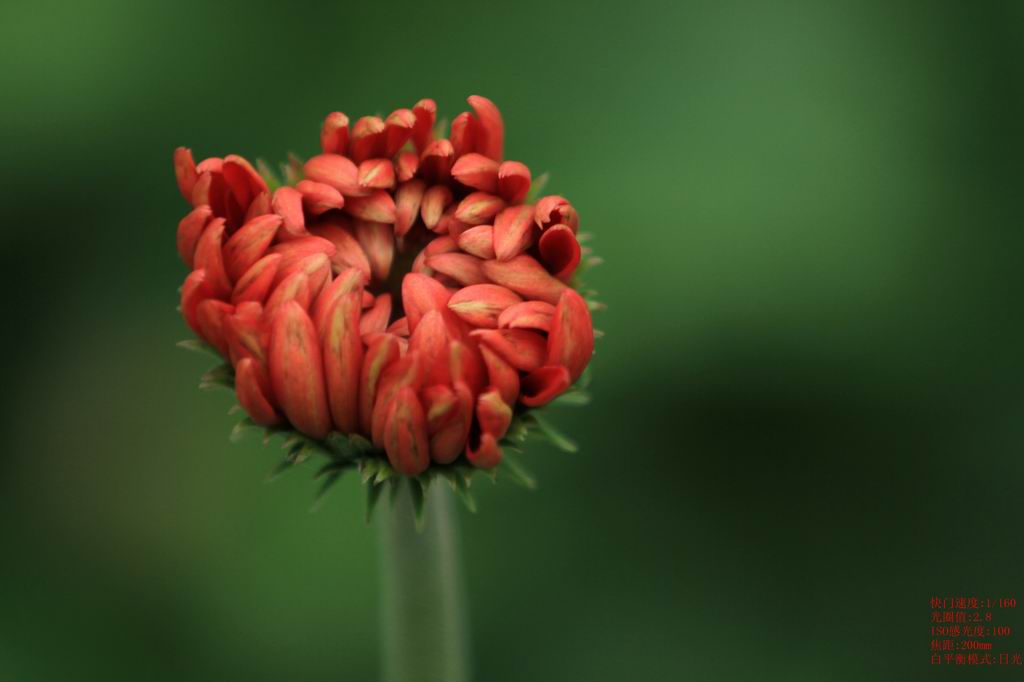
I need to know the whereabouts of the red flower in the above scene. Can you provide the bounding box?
[174,96,594,476]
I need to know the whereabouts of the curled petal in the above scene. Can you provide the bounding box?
[538,224,582,281]
[466,432,502,469]
[479,344,519,406]
[422,384,458,433]
[383,387,430,476]
[395,151,419,182]
[395,180,426,238]
[372,351,425,446]
[547,288,594,382]
[181,269,214,337]
[176,204,213,268]
[467,95,504,161]
[303,154,365,196]
[359,333,402,435]
[497,161,531,204]
[236,357,280,426]
[232,253,282,304]
[296,180,344,216]
[449,340,486,395]
[355,219,395,281]
[270,236,336,282]
[350,115,387,163]
[384,108,416,156]
[308,218,372,282]
[224,301,267,365]
[426,235,459,256]
[420,139,454,182]
[312,267,365,336]
[290,252,332,300]
[360,292,392,336]
[454,192,505,226]
[245,191,272,223]
[193,217,231,298]
[223,214,282,282]
[437,207,470,240]
[196,299,234,356]
[269,301,331,439]
[429,382,473,464]
[358,158,396,191]
[426,252,487,286]
[264,271,311,319]
[173,147,198,202]
[521,365,571,407]
[481,255,567,304]
[452,153,499,193]
[345,190,396,224]
[408,310,452,386]
[450,111,478,158]
[420,185,453,232]
[535,195,579,232]
[412,98,437,153]
[320,111,350,155]
[271,186,306,238]
[493,205,535,261]
[446,283,521,328]
[456,224,495,259]
[497,300,556,332]
[223,155,268,208]
[323,290,363,434]
[401,273,453,332]
[470,328,547,372]
[387,317,410,338]
[476,388,513,439]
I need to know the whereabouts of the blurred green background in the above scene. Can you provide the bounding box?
[2,0,1023,679]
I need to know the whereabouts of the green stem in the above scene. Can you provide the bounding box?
[377,481,470,682]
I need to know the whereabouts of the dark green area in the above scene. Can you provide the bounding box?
[1,0,1022,679]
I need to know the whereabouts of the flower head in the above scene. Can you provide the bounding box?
[174,96,597,493]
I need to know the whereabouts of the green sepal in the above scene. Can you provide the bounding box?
[497,455,537,490]
[550,389,591,407]
[410,477,426,529]
[282,153,305,186]
[255,158,283,192]
[177,339,221,358]
[199,363,235,391]
[527,172,549,202]
[365,479,384,524]
[525,412,578,453]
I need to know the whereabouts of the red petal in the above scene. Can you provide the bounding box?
[452,152,499,193]
[497,161,531,204]
[271,186,307,238]
[492,205,535,261]
[359,333,402,435]
[268,301,331,438]
[345,190,397,224]
[456,224,496,260]
[467,95,504,161]
[223,214,282,282]
[232,253,282,305]
[173,147,198,202]
[537,224,582,280]
[320,112,350,155]
[323,289,363,433]
[426,253,487,286]
[193,217,231,298]
[303,154,365,197]
[196,299,233,356]
[401,273,453,332]
[546,288,594,382]
[181,269,213,337]
[296,180,344,216]
[481,255,567,304]
[520,365,571,407]
[176,204,213,268]
[411,98,437,153]
[359,292,392,336]
[355,219,395,281]
[384,108,416,156]
[479,344,519,406]
[350,115,386,163]
[383,387,430,476]
[235,357,280,426]
[470,328,547,372]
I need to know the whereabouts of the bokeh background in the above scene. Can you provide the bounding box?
[2,0,1023,679]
